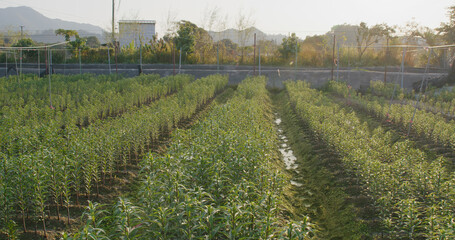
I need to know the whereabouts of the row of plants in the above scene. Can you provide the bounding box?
[0,74,228,238]
[1,74,192,127]
[0,74,192,157]
[328,80,455,157]
[368,80,455,117]
[66,76,316,239]
[287,81,455,239]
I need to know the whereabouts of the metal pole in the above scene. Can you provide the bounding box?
[258,47,261,76]
[173,43,176,76]
[5,51,7,78]
[64,48,66,75]
[115,42,118,75]
[107,47,111,74]
[400,47,406,89]
[179,47,182,74]
[19,48,22,78]
[48,48,52,108]
[407,49,432,135]
[14,50,19,81]
[112,0,115,44]
[336,43,340,81]
[253,33,256,76]
[37,49,40,77]
[50,49,52,75]
[331,34,336,81]
[295,41,298,70]
[140,42,143,74]
[79,48,82,76]
[384,37,389,83]
[217,44,219,73]
[45,46,48,75]
[348,45,351,83]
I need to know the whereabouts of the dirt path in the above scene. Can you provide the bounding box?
[270,90,379,239]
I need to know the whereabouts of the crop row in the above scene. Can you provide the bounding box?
[287,81,455,239]
[66,76,316,239]
[0,74,227,238]
[1,74,192,157]
[368,80,455,118]
[327,81,455,157]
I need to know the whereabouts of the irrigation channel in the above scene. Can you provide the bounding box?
[271,90,377,239]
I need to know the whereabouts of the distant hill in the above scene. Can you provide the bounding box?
[0,6,104,43]
[209,27,286,46]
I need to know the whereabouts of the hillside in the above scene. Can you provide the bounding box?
[0,6,104,43]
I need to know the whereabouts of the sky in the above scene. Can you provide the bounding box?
[0,0,453,38]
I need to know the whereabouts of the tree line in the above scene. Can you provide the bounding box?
[1,6,454,69]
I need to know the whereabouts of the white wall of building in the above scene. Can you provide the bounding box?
[119,20,156,48]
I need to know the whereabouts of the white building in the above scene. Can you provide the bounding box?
[118,20,156,48]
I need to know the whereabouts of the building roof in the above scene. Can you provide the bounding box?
[119,20,156,24]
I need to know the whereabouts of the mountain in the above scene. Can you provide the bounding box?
[209,27,286,46]
[0,6,104,43]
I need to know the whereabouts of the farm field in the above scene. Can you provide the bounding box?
[1,73,455,239]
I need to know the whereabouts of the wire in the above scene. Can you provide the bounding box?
[0,41,69,49]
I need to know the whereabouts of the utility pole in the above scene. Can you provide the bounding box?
[20,26,24,39]
[112,0,115,43]
[331,34,336,81]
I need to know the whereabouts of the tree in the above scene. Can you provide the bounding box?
[437,6,455,44]
[85,36,100,48]
[279,33,300,60]
[235,10,255,64]
[436,6,455,77]
[55,29,87,55]
[12,38,37,59]
[355,22,389,62]
[175,21,197,55]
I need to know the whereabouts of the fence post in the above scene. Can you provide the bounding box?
[79,48,82,76]
[37,49,40,77]
[217,45,219,73]
[295,41,298,71]
[259,46,261,76]
[48,48,52,108]
[253,33,256,76]
[331,34,336,81]
[400,47,406,89]
[5,51,7,78]
[107,47,111,74]
[19,48,22,79]
[179,47,182,74]
[336,43,340,81]
[14,50,19,81]
[139,43,143,74]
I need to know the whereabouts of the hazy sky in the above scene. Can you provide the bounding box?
[1,0,453,38]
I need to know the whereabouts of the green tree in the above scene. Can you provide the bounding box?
[279,33,300,60]
[12,38,37,59]
[55,29,87,55]
[437,6,455,44]
[355,22,389,62]
[436,6,455,77]
[85,36,100,48]
[175,21,197,55]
